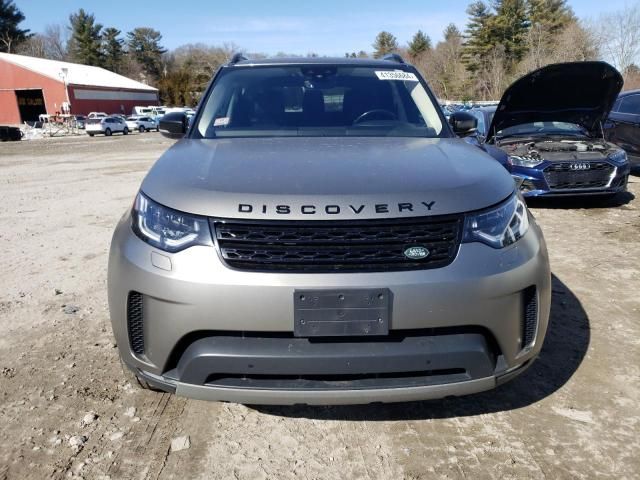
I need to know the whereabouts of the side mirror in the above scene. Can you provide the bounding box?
[159,112,187,139]
[449,111,477,137]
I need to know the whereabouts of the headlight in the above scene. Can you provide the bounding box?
[508,155,543,168]
[462,193,529,248]
[608,149,628,164]
[131,192,213,252]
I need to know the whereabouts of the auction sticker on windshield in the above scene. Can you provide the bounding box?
[375,71,418,81]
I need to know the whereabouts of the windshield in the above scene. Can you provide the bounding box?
[195,66,444,138]
[498,121,587,138]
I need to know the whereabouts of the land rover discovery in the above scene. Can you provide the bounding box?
[108,55,551,405]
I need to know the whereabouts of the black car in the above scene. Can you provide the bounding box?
[605,89,640,168]
[0,125,22,141]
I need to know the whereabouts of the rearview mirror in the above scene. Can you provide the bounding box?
[159,112,187,139]
[449,112,477,137]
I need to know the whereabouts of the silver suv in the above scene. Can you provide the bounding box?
[108,55,551,405]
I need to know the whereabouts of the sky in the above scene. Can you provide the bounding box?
[17,0,636,56]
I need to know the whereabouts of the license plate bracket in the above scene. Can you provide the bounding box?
[293,288,390,337]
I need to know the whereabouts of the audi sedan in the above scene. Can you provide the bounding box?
[474,62,630,198]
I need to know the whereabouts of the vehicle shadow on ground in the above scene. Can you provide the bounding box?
[252,274,590,420]
[526,191,635,209]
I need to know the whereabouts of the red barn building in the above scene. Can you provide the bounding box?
[0,52,159,124]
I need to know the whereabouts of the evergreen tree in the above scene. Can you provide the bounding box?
[487,0,530,64]
[527,0,575,36]
[0,0,31,53]
[127,27,167,80]
[372,31,398,58]
[68,9,103,66]
[444,24,463,43]
[102,27,124,73]
[463,1,493,70]
[408,30,431,58]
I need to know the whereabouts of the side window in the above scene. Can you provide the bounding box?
[619,95,640,115]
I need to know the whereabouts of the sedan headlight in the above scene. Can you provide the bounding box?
[608,149,628,165]
[508,155,544,168]
[131,192,213,252]
[462,193,529,248]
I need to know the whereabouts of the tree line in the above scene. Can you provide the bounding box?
[1,0,639,105]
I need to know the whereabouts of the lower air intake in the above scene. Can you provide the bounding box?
[522,286,538,350]
[127,291,144,356]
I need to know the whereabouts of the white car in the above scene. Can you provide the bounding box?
[126,116,158,133]
[88,112,108,119]
[86,116,129,136]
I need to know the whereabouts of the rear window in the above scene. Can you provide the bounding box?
[195,65,444,138]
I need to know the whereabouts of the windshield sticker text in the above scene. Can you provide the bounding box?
[375,71,419,82]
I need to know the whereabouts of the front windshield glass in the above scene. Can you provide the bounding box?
[195,66,444,138]
[499,121,586,137]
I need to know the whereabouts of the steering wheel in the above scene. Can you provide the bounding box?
[353,109,397,124]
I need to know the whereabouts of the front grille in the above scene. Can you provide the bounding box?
[127,291,144,356]
[211,215,463,273]
[521,286,538,350]
[543,162,614,190]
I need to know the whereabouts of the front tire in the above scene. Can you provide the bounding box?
[139,125,145,133]
[88,133,94,137]
[123,127,129,135]
[105,128,112,136]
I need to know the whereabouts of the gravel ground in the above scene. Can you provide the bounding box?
[0,134,638,480]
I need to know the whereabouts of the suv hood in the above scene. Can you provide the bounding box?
[486,61,623,142]
[141,137,514,220]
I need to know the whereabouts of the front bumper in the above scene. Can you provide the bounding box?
[108,212,551,404]
[511,162,630,198]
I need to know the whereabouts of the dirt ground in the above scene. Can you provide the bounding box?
[0,133,638,480]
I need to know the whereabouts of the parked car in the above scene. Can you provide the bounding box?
[465,62,630,198]
[466,106,496,141]
[126,116,159,133]
[108,54,551,405]
[0,125,22,141]
[86,116,129,136]
[88,112,108,119]
[74,115,86,129]
[604,89,640,168]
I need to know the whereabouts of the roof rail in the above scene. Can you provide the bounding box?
[381,53,405,64]
[229,53,248,65]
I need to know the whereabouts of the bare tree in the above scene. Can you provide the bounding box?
[476,44,508,100]
[595,4,640,74]
[417,25,470,100]
[15,24,68,60]
[518,23,552,73]
[42,24,68,60]
[551,20,598,63]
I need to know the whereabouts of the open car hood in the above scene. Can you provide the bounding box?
[486,61,623,142]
